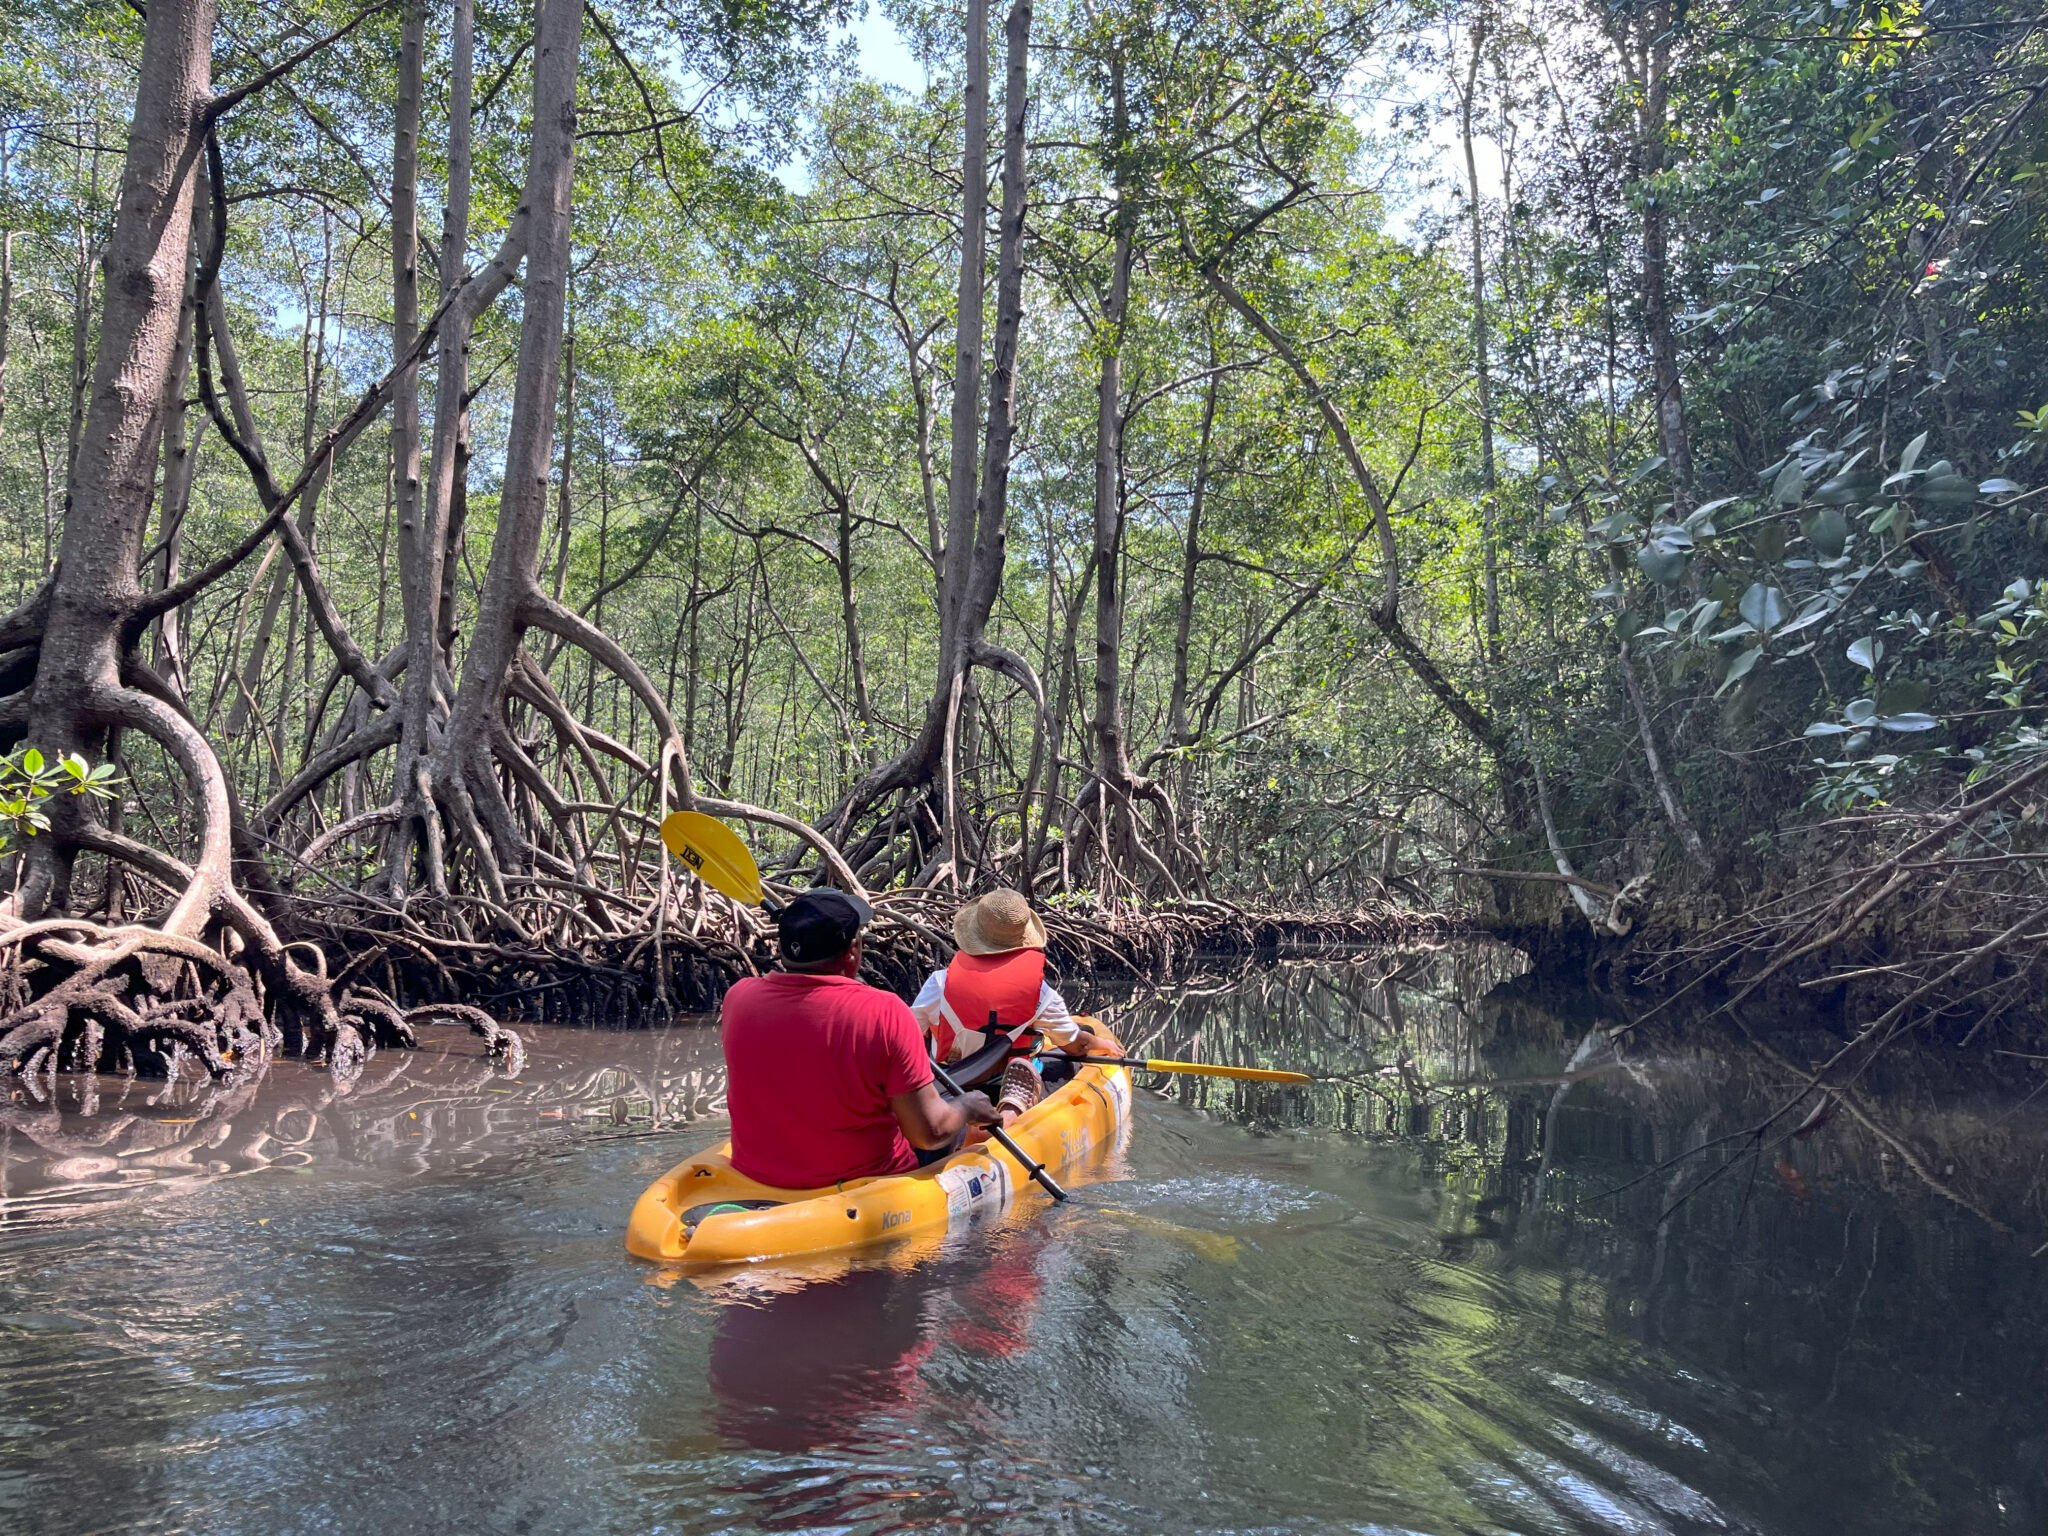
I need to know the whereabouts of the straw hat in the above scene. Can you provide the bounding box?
[952,889,1047,955]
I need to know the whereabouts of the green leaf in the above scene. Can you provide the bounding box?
[1815,473,1876,506]
[1847,636,1883,671]
[1980,478,2023,496]
[21,747,43,774]
[1878,713,1939,732]
[1637,543,1689,585]
[1775,599,1836,640]
[1739,583,1788,631]
[1716,646,1762,697]
[1900,431,1929,474]
[1920,469,1977,507]
[1805,507,1850,560]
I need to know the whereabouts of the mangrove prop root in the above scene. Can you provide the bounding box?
[0,920,501,1089]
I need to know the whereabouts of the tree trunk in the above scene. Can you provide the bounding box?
[434,0,477,668]
[1618,641,1709,871]
[1090,149,1135,797]
[835,485,874,734]
[551,323,576,602]
[382,0,429,890]
[939,0,990,663]
[1634,6,1691,496]
[1167,346,1219,746]
[20,0,217,920]
[1457,8,1501,665]
[151,191,209,693]
[62,221,97,522]
[420,0,597,903]
[0,229,12,442]
[825,0,1044,858]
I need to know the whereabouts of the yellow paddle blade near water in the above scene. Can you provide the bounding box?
[659,811,764,907]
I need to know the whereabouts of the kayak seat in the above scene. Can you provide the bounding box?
[680,1199,782,1234]
[945,1036,1012,1092]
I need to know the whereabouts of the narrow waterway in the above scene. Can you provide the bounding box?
[0,946,2040,1534]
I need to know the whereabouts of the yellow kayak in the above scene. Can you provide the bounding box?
[625,1031,1133,1264]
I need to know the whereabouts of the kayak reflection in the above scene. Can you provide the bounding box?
[705,1229,1050,1454]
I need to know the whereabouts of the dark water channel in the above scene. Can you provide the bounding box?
[0,945,2041,1535]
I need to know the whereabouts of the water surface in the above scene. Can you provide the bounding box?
[0,947,2040,1534]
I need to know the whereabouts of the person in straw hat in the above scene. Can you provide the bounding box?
[910,889,1096,1124]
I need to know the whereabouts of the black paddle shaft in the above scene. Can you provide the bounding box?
[930,1059,1069,1202]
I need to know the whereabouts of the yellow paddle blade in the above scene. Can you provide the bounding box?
[1138,1059,1312,1086]
[659,811,764,907]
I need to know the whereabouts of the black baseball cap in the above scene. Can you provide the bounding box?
[776,889,875,963]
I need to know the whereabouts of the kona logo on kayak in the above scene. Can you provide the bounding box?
[882,1209,912,1229]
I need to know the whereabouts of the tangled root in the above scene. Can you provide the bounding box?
[0,920,278,1084]
[0,919,522,1089]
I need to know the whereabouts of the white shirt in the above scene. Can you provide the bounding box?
[910,968,1082,1060]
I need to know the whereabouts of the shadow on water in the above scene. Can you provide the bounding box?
[0,943,2041,1535]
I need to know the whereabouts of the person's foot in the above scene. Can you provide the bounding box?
[996,1058,1042,1120]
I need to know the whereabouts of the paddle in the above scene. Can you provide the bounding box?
[659,810,774,912]
[1067,1056,1311,1085]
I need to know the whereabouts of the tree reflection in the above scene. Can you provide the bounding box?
[0,1019,731,1217]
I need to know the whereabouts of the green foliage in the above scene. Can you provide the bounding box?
[2,0,2045,906]
[0,748,121,860]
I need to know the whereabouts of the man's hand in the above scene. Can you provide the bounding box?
[890,1081,1000,1149]
[955,1090,1000,1126]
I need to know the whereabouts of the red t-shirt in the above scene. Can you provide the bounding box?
[720,971,933,1189]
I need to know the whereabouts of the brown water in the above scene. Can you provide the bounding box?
[0,947,2041,1534]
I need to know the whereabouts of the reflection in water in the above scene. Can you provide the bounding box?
[710,1265,935,1451]
[704,1227,1047,1459]
[0,1018,727,1220]
[0,947,2040,1536]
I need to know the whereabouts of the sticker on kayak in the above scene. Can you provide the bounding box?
[937,1159,1011,1226]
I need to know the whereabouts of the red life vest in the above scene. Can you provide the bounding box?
[940,950,1046,1053]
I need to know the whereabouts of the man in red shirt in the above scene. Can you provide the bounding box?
[721,889,998,1189]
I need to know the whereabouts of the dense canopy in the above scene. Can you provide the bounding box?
[0,0,2042,1071]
